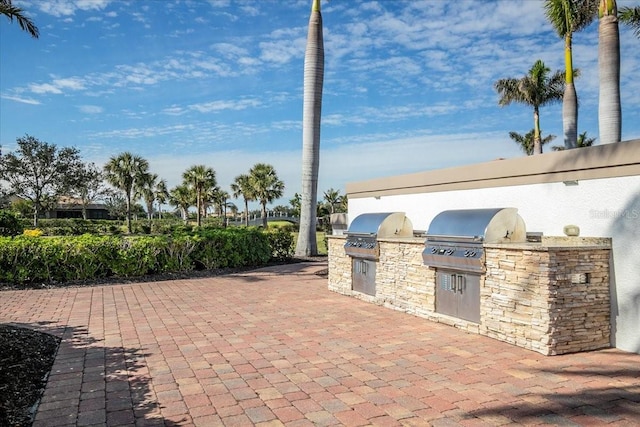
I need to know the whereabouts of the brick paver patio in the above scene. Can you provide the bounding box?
[1,262,639,426]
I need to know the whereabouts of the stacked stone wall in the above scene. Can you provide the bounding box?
[328,236,611,355]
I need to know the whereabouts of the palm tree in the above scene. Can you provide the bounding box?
[231,174,254,226]
[0,0,39,38]
[620,6,640,36]
[154,179,169,219]
[136,173,158,221]
[323,188,341,214]
[495,60,565,155]
[296,0,325,257]
[508,129,556,155]
[182,165,216,227]
[599,0,621,145]
[104,152,150,233]
[338,195,348,213]
[169,184,192,225]
[212,188,230,225]
[544,0,597,149]
[552,131,596,151]
[249,163,285,228]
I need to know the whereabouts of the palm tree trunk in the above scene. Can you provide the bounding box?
[533,107,543,154]
[599,3,621,144]
[196,189,202,227]
[261,203,268,228]
[126,191,132,234]
[244,199,249,226]
[563,34,578,149]
[296,0,324,257]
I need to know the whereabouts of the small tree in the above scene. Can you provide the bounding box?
[249,163,285,228]
[182,165,216,227]
[231,174,254,227]
[322,188,341,214]
[508,129,556,155]
[155,179,169,219]
[169,184,193,225]
[72,162,110,220]
[552,131,596,151]
[0,135,84,226]
[495,60,565,155]
[104,191,127,221]
[104,152,150,233]
[136,173,158,221]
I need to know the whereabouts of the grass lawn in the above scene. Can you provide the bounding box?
[291,231,327,255]
[267,221,327,256]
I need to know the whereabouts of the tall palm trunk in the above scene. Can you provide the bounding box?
[243,198,249,226]
[563,33,578,149]
[125,188,132,233]
[533,107,543,154]
[599,0,621,144]
[296,0,324,257]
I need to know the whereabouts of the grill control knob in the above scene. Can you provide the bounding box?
[431,247,438,254]
[446,248,455,255]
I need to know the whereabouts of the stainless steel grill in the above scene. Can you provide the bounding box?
[345,212,413,296]
[344,212,413,261]
[422,208,526,273]
[422,207,526,323]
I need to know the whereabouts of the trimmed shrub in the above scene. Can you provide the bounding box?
[0,210,22,237]
[266,228,294,261]
[0,227,274,285]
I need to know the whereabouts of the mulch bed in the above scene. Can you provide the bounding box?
[0,326,60,427]
[0,256,327,426]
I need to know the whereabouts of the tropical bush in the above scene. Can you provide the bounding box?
[266,228,295,261]
[0,228,272,285]
[0,210,23,237]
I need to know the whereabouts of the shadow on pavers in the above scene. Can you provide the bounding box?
[7,321,183,427]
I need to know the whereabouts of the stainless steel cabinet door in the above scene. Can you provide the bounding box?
[435,270,480,323]
[352,258,376,296]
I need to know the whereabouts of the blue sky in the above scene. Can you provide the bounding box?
[1,0,639,208]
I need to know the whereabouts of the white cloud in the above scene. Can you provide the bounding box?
[29,83,63,94]
[1,94,41,105]
[78,105,103,114]
[189,99,261,113]
[35,0,112,17]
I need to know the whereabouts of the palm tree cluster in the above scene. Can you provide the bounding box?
[103,152,286,232]
[496,0,640,154]
[231,164,285,228]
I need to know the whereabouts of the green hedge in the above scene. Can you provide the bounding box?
[0,228,274,285]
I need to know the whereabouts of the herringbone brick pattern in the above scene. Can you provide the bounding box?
[1,262,638,426]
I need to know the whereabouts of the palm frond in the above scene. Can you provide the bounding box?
[619,6,640,37]
[0,0,39,38]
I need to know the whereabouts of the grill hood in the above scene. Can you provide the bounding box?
[347,212,413,238]
[426,208,526,244]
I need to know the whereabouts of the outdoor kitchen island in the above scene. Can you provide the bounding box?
[328,234,612,355]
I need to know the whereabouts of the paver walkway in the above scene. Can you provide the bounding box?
[1,262,639,426]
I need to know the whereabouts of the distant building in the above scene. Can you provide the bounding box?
[47,196,110,219]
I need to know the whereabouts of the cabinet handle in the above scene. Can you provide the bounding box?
[450,274,457,293]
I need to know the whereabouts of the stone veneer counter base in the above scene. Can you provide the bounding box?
[328,236,611,355]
